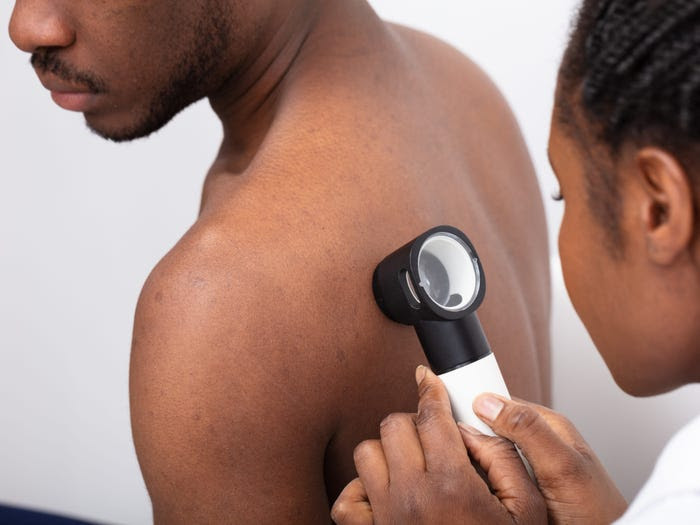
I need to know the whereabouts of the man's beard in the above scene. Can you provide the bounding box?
[96,11,232,143]
[32,6,231,143]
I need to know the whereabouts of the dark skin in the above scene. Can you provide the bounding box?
[332,89,700,523]
[10,1,550,522]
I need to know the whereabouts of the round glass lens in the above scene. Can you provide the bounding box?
[417,233,479,312]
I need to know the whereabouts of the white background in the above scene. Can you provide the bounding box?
[1,1,699,523]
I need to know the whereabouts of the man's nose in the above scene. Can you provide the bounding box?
[9,1,75,53]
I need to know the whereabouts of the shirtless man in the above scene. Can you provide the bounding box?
[10,1,550,522]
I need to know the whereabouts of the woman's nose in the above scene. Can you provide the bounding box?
[9,1,75,53]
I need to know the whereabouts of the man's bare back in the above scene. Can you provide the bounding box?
[9,0,547,521]
[129,6,549,523]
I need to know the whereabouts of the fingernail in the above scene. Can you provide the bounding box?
[474,395,504,423]
[458,422,482,435]
[415,365,427,385]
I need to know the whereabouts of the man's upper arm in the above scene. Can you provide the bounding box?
[129,228,335,523]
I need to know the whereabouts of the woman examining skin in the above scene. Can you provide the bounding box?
[332,0,700,523]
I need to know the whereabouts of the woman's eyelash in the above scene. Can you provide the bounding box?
[551,188,563,201]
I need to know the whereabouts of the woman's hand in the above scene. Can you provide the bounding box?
[465,392,628,524]
[331,366,546,524]
[331,366,629,525]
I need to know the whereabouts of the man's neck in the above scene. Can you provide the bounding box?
[207,0,385,174]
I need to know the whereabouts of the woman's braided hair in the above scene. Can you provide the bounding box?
[558,0,700,242]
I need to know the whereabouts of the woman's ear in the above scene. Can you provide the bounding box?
[634,148,695,265]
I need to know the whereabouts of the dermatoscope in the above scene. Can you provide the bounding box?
[372,225,510,435]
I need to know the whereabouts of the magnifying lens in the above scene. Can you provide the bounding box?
[373,225,510,435]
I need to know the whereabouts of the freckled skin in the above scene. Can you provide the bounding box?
[10,1,550,522]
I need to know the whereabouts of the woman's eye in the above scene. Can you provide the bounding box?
[551,188,564,202]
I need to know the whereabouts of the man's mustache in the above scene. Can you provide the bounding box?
[31,51,106,94]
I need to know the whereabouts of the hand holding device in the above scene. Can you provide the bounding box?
[332,226,626,523]
[332,366,546,525]
[372,225,509,435]
[465,394,628,524]
[332,345,625,525]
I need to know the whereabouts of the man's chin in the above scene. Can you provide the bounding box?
[83,101,190,142]
[84,115,168,143]
[82,91,202,142]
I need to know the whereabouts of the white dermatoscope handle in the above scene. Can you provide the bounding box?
[438,353,509,436]
[439,353,535,480]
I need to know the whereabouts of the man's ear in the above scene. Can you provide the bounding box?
[634,147,694,265]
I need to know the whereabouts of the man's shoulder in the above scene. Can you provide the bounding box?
[134,220,243,333]
[129,213,349,432]
[134,217,292,346]
[131,212,372,374]
[283,20,514,147]
[129,217,349,522]
[388,22,505,101]
[389,23,478,67]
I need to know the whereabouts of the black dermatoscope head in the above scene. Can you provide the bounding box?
[372,226,492,375]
